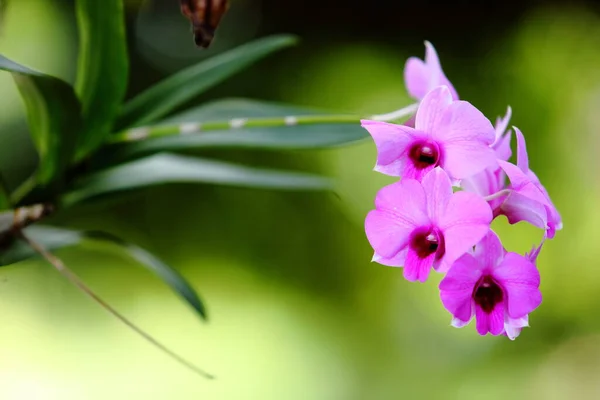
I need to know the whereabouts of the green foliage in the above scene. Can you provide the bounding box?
[0,55,81,186]
[62,153,333,207]
[0,7,369,323]
[109,98,367,161]
[0,226,206,320]
[75,0,128,159]
[115,35,298,130]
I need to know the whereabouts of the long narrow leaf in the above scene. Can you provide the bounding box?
[62,153,332,206]
[0,225,83,266]
[115,35,297,129]
[84,231,206,320]
[75,0,128,159]
[109,99,367,160]
[0,226,207,320]
[0,55,81,185]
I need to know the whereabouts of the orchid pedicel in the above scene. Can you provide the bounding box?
[362,42,561,339]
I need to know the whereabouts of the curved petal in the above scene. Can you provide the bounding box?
[366,180,429,259]
[451,317,472,328]
[494,106,512,143]
[439,253,482,322]
[504,315,529,340]
[372,247,408,267]
[493,252,542,319]
[439,191,492,266]
[365,210,412,259]
[500,191,549,234]
[404,57,431,101]
[498,160,532,191]
[514,127,530,173]
[473,230,505,270]
[404,247,435,282]
[475,302,505,336]
[404,42,458,101]
[442,140,497,180]
[421,167,453,223]
[374,179,428,219]
[415,86,453,133]
[494,129,512,162]
[361,120,420,176]
[424,41,459,100]
[435,100,496,145]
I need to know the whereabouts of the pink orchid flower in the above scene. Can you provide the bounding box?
[404,41,459,101]
[461,106,513,212]
[498,127,563,238]
[439,230,542,339]
[361,86,496,182]
[365,168,492,282]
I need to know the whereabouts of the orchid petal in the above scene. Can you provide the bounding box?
[514,127,530,172]
[439,253,482,322]
[421,167,453,223]
[439,191,492,268]
[473,230,504,270]
[493,253,542,319]
[415,86,453,133]
[366,180,429,259]
[475,302,505,336]
[360,120,419,176]
[404,247,436,283]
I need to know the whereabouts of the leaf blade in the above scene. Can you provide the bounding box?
[0,54,82,185]
[75,0,128,159]
[115,35,297,129]
[84,231,207,320]
[0,225,83,266]
[62,153,333,206]
[110,99,367,160]
[0,226,206,320]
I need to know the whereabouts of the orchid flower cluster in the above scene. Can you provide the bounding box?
[361,42,562,339]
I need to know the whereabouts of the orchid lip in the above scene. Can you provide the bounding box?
[410,226,445,260]
[473,274,504,314]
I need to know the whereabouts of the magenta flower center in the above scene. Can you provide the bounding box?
[409,141,440,169]
[410,228,445,259]
[473,275,503,313]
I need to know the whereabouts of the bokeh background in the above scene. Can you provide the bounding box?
[0,0,598,398]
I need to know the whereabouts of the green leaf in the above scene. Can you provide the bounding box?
[111,99,367,160]
[74,0,128,159]
[0,226,207,320]
[84,231,206,320]
[161,98,326,121]
[0,225,83,266]
[0,55,82,185]
[0,176,11,211]
[115,35,297,130]
[62,153,333,206]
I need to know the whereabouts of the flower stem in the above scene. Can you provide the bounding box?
[110,103,419,143]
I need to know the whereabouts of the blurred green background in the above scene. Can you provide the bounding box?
[0,0,597,398]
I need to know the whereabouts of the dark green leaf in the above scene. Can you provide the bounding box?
[0,55,82,185]
[0,175,11,211]
[62,153,333,206]
[0,225,83,266]
[161,98,327,121]
[0,226,206,320]
[111,99,367,160]
[84,231,206,320]
[115,35,297,129]
[75,0,128,159]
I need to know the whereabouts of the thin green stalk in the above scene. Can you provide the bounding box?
[110,103,418,144]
